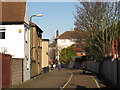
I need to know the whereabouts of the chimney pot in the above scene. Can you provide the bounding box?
[56,30,59,38]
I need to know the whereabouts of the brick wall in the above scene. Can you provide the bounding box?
[11,58,23,86]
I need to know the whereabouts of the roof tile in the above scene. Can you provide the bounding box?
[58,31,88,39]
[1,2,26,22]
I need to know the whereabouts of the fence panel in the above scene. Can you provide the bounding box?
[1,54,12,88]
[11,58,23,86]
[118,60,120,88]
[87,61,99,73]
[101,60,117,85]
[87,60,119,87]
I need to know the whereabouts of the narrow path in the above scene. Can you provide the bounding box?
[64,69,98,89]
[12,68,71,88]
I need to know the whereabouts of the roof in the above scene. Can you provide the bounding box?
[76,53,86,56]
[1,2,26,23]
[58,31,89,39]
[74,48,85,52]
[31,22,43,33]
[70,43,86,52]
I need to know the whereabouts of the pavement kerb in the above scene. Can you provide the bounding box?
[85,70,100,88]
[90,76,100,88]
[59,70,73,90]
[61,69,103,88]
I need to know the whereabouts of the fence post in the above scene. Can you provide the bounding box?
[116,58,119,88]
[117,37,120,88]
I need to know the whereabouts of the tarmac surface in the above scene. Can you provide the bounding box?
[64,69,98,89]
[10,68,116,89]
[12,68,71,88]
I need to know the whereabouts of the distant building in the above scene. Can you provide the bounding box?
[42,39,49,73]
[57,28,88,60]
[0,2,30,81]
[49,40,57,62]
[70,42,86,56]
[48,30,58,62]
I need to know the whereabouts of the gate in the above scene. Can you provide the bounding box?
[0,53,12,88]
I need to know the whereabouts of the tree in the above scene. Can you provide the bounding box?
[59,47,77,64]
[74,2,119,61]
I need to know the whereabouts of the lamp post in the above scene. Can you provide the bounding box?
[30,14,43,25]
[29,14,43,78]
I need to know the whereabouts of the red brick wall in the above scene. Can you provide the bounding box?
[0,53,12,88]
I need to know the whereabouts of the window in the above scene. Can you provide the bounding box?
[0,28,6,39]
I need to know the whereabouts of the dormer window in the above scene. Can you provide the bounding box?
[0,27,6,39]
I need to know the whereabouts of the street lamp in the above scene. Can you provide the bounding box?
[29,14,43,79]
[30,14,43,25]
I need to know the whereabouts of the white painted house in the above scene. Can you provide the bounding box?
[57,29,88,60]
[0,2,30,82]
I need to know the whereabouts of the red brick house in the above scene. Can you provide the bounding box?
[70,42,86,56]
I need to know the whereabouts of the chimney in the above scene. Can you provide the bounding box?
[56,30,59,38]
[74,28,79,31]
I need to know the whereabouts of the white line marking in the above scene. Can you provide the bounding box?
[90,76,100,88]
[60,70,73,90]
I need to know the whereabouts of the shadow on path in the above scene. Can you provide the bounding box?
[76,85,86,90]
[72,70,95,76]
[68,69,116,88]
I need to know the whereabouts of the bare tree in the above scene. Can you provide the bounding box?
[74,1,119,60]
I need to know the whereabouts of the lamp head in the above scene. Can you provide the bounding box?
[35,14,43,17]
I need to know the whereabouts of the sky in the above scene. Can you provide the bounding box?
[27,2,79,40]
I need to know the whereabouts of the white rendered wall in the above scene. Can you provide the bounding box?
[57,39,75,50]
[57,39,75,60]
[0,24,30,82]
[0,25,24,58]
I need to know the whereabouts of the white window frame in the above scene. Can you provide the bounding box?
[0,27,6,39]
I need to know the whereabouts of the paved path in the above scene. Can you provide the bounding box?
[63,69,116,89]
[12,68,71,88]
[63,69,98,89]
[11,68,115,89]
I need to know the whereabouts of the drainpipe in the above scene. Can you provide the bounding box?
[29,16,34,79]
[29,20,32,79]
[30,29,33,79]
